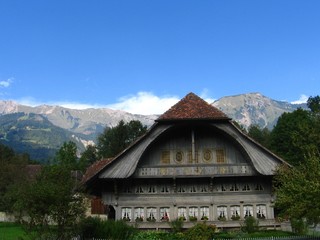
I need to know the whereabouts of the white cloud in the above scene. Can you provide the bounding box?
[17,97,105,110]
[291,94,309,104]
[0,78,13,88]
[199,89,216,104]
[107,92,180,115]
[14,91,216,115]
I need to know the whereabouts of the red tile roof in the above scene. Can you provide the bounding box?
[157,92,230,121]
[82,158,113,184]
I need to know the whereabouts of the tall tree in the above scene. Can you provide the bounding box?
[247,124,271,148]
[269,108,317,166]
[13,165,86,239]
[96,120,147,158]
[274,151,320,228]
[0,144,29,211]
[78,145,98,171]
[55,141,78,169]
[307,95,320,114]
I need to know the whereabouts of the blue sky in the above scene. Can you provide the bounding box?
[0,0,319,114]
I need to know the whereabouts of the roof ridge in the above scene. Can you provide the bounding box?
[157,92,230,121]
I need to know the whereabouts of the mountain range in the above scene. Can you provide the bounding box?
[0,93,307,162]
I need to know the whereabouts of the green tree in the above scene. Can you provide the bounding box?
[96,120,147,158]
[307,95,320,114]
[0,144,29,211]
[55,141,78,169]
[13,165,86,240]
[247,124,271,148]
[78,145,98,171]
[269,108,316,165]
[274,152,320,227]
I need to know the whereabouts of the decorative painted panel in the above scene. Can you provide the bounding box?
[134,164,254,177]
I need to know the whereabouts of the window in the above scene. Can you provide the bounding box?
[177,185,185,193]
[217,206,227,220]
[189,207,198,221]
[148,185,156,193]
[136,186,144,193]
[190,185,197,193]
[200,206,209,220]
[161,185,170,193]
[255,184,264,191]
[244,205,253,218]
[221,184,226,192]
[178,207,187,221]
[122,208,131,221]
[147,207,157,222]
[216,149,226,163]
[134,207,144,221]
[256,205,266,219]
[230,183,239,191]
[242,184,251,191]
[160,207,170,221]
[161,151,170,164]
[200,185,208,192]
[230,205,240,220]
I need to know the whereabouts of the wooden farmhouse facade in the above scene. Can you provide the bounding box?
[84,92,288,229]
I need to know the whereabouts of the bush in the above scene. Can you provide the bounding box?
[241,216,259,233]
[131,231,184,240]
[168,218,184,233]
[184,222,216,240]
[290,218,308,235]
[78,217,137,239]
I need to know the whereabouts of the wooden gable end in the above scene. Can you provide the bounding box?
[134,122,258,178]
[96,92,286,181]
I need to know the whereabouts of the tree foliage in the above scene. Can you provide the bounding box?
[55,141,78,169]
[247,124,271,148]
[269,96,320,166]
[9,142,86,239]
[96,120,147,158]
[274,152,320,227]
[13,164,86,239]
[0,144,29,211]
[78,145,98,171]
[307,95,320,114]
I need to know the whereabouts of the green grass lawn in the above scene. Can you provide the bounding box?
[0,222,28,240]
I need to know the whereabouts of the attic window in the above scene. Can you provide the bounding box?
[216,149,226,163]
[161,151,170,164]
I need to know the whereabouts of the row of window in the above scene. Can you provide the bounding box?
[123,183,264,194]
[121,204,267,222]
[161,149,226,164]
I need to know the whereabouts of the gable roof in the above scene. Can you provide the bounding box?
[157,92,230,121]
[83,92,288,183]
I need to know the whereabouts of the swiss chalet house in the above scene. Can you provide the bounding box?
[84,93,287,228]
